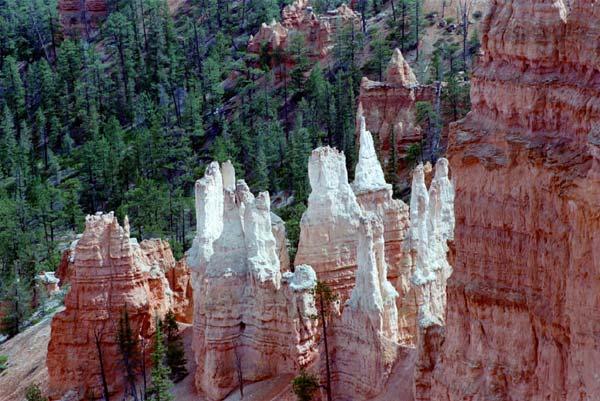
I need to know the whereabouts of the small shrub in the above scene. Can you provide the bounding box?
[445,17,455,24]
[0,355,8,372]
[292,369,320,401]
[25,384,48,401]
[473,10,483,19]
[405,142,424,167]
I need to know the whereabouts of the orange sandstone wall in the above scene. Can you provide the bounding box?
[417,0,600,400]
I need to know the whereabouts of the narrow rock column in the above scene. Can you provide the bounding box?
[330,214,400,400]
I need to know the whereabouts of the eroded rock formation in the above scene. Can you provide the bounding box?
[295,147,363,298]
[248,0,361,62]
[139,239,193,323]
[47,212,174,400]
[328,156,455,400]
[416,0,600,399]
[187,163,318,401]
[330,214,400,400]
[357,49,436,194]
[352,117,413,344]
[35,272,60,298]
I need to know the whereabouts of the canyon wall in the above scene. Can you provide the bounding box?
[47,213,175,400]
[417,0,600,400]
[187,162,318,401]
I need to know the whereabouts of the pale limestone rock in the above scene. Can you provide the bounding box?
[330,215,400,400]
[409,159,454,327]
[352,114,391,194]
[221,160,236,190]
[270,212,291,273]
[352,120,413,344]
[295,147,363,298]
[188,164,318,401]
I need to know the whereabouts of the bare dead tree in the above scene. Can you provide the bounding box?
[234,347,244,398]
[94,327,111,401]
[458,0,474,70]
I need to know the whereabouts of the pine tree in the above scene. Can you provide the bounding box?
[162,310,188,382]
[116,309,141,401]
[0,267,32,338]
[25,384,47,401]
[148,319,174,401]
[312,281,338,401]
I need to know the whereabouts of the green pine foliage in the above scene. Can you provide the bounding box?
[148,320,174,401]
[292,369,320,401]
[25,384,48,401]
[162,310,188,382]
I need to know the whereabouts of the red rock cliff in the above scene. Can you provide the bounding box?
[417,0,600,400]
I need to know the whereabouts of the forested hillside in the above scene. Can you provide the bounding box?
[0,0,476,338]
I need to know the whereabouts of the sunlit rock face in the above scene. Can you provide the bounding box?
[352,118,413,344]
[416,0,600,400]
[295,147,363,299]
[187,163,318,401]
[357,49,436,195]
[328,156,455,400]
[47,213,174,400]
[330,214,401,400]
[139,239,193,323]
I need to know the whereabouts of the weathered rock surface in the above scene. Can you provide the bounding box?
[47,212,174,400]
[248,0,361,62]
[416,0,600,400]
[58,0,108,39]
[408,159,454,328]
[357,49,436,194]
[187,163,318,401]
[140,239,193,323]
[295,147,363,298]
[329,156,455,400]
[352,118,413,344]
[330,214,400,400]
[271,212,291,273]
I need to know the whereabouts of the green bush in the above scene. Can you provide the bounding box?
[292,369,320,401]
[26,384,48,401]
[0,355,8,372]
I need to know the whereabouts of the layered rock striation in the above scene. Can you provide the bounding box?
[330,214,401,400]
[329,157,455,400]
[47,212,175,400]
[352,117,413,343]
[358,49,436,194]
[295,147,363,298]
[417,0,600,400]
[187,163,318,401]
